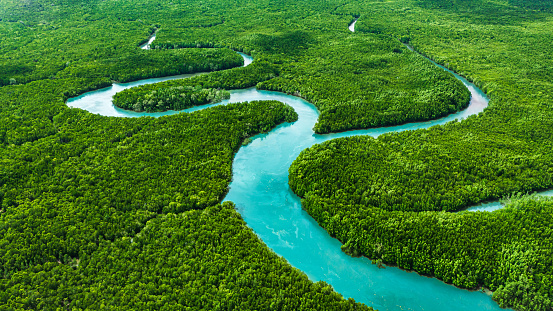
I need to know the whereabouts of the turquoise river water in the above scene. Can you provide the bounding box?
[67,27,550,310]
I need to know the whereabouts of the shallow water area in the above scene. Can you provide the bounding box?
[466,189,553,212]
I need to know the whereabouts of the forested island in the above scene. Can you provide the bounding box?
[1,0,553,310]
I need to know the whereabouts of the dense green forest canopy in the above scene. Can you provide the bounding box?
[113,85,231,112]
[2,0,553,310]
[0,0,469,133]
[289,0,553,310]
[0,90,376,309]
[0,0,376,309]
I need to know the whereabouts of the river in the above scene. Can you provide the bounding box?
[66,26,537,310]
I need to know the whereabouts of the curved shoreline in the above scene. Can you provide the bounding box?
[347,17,553,209]
[137,31,254,67]
[67,49,253,117]
[348,18,358,32]
[65,28,533,310]
[139,30,157,49]
[67,76,504,311]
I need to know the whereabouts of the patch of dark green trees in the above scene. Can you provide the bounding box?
[2,0,553,310]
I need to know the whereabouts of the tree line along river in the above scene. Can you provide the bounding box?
[67,23,552,310]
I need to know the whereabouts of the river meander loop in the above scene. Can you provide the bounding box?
[66,26,531,310]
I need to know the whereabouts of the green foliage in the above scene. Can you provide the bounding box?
[289,1,553,310]
[291,141,553,309]
[0,0,467,133]
[57,48,244,83]
[0,98,371,310]
[291,130,553,213]
[114,85,230,112]
[4,0,553,310]
[0,0,243,87]
[0,1,372,308]
[258,35,470,133]
[112,60,281,112]
[1,100,298,273]
[0,203,371,310]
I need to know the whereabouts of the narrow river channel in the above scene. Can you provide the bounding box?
[65,25,542,310]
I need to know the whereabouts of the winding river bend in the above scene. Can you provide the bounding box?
[67,26,529,311]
